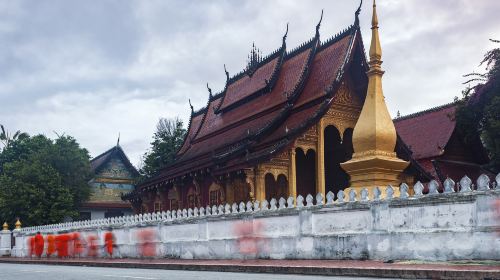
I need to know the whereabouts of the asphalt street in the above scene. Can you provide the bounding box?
[0,263,400,280]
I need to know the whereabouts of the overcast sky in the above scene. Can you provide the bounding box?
[0,0,498,167]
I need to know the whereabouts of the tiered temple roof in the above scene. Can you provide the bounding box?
[137,11,367,190]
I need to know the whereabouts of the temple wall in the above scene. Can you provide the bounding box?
[9,174,500,261]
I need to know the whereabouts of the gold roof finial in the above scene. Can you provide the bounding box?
[2,222,8,231]
[369,0,382,62]
[15,218,21,229]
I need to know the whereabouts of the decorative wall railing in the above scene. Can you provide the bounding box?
[18,173,500,235]
[3,173,500,261]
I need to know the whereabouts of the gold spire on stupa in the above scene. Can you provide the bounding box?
[2,222,8,231]
[15,218,21,230]
[341,0,409,196]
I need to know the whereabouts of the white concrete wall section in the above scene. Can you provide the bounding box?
[11,174,500,261]
[0,230,11,256]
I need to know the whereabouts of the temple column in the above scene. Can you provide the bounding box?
[288,149,297,199]
[244,169,256,202]
[316,119,326,199]
[219,176,230,204]
[254,167,266,202]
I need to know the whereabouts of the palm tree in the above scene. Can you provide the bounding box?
[0,124,29,148]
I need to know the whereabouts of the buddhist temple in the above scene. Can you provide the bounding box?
[123,1,491,213]
[394,102,493,187]
[80,142,139,219]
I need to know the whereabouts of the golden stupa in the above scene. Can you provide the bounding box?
[341,0,409,197]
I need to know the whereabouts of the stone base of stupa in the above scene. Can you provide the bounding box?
[341,153,409,199]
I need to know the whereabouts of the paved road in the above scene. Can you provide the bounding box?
[0,263,399,280]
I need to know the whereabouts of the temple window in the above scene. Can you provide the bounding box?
[265,173,288,200]
[168,187,180,211]
[187,186,201,209]
[141,205,148,214]
[154,202,162,212]
[209,190,220,206]
[105,210,123,218]
[187,193,196,209]
[233,178,250,204]
[169,199,179,210]
[208,183,223,207]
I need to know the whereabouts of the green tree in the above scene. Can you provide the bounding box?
[0,124,29,149]
[0,134,92,226]
[140,117,186,178]
[456,39,500,172]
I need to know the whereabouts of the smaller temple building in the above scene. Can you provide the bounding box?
[79,143,139,220]
[394,103,493,186]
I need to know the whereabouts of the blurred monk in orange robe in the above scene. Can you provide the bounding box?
[47,234,56,257]
[34,232,44,257]
[56,234,69,258]
[87,235,98,258]
[104,230,114,257]
[73,232,84,257]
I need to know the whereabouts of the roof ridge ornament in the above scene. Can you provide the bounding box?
[282,23,289,45]
[315,9,323,38]
[189,99,194,113]
[355,0,363,26]
[246,42,262,76]
[206,83,213,99]
[223,64,229,81]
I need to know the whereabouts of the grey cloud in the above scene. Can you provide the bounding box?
[0,0,498,165]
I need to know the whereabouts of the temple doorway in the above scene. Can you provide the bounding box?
[295,147,316,197]
[233,178,250,204]
[324,126,353,195]
[208,183,224,207]
[186,185,201,209]
[265,173,288,201]
[167,186,180,211]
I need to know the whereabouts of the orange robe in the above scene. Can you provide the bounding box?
[47,235,56,257]
[73,232,84,256]
[67,233,74,257]
[87,235,98,257]
[57,234,69,258]
[34,233,44,257]
[104,232,114,256]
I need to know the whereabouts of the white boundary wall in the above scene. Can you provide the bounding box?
[8,174,500,261]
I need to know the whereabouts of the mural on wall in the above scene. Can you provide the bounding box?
[98,157,135,179]
[89,155,136,202]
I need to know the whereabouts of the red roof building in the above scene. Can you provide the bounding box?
[394,103,492,188]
